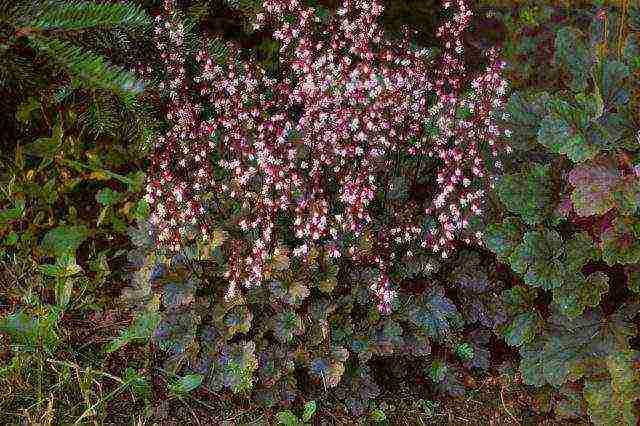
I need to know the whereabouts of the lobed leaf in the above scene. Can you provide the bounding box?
[496,163,555,225]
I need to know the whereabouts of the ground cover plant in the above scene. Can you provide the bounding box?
[0,0,639,424]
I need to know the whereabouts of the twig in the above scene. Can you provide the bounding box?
[500,385,519,425]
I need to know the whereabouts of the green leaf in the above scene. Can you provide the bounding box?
[40,225,89,257]
[302,400,317,422]
[595,59,630,107]
[169,374,203,394]
[552,271,609,317]
[483,217,524,260]
[554,27,592,91]
[612,176,640,216]
[0,199,26,226]
[0,309,60,352]
[584,351,640,426]
[455,342,474,360]
[496,163,555,225]
[4,231,19,246]
[564,231,599,271]
[537,116,598,162]
[96,188,122,206]
[600,217,640,266]
[107,310,160,353]
[509,229,565,290]
[406,286,458,339]
[503,311,540,347]
[504,91,551,151]
[23,127,63,158]
[575,90,604,120]
[274,310,304,343]
[519,338,546,387]
[534,306,636,388]
[370,408,387,422]
[276,410,299,426]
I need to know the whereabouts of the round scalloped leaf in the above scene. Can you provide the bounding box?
[224,305,253,337]
[600,218,640,266]
[554,26,592,92]
[509,229,565,290]
[503,311,540,347]
[405,286,458,340]
[274,310,304,343]
[538,307,632,388]
[584,362,639,426]
[495,163,555,225]
[552,271,609,318]
[502,285,538,315]
[564,231,599,271]
[504,91,551,151]
[519,338,546,387]
[483,217,524,260]
[612,176,640,216]
[537,115,598,162]
[568,159,620,217]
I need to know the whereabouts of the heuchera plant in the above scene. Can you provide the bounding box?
[144,0,510,313]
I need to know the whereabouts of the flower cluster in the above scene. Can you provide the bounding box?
[145,1,212,251]
[145,0,510,313]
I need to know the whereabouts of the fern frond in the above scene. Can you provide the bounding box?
[223,0,262,13]
[206,37,230,64]
[27,35,145,104]
[80,91,120,139]
[25,1,150,32]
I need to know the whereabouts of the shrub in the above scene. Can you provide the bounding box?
[122,0,513,418]
[144,0,510,312]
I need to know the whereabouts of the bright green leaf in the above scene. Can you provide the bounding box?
[40,225,89,257]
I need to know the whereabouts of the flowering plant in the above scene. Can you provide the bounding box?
[145,0,510,312]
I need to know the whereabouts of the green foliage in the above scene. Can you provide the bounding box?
[276,400,317,425]
[600,217,640,266]
[500,285,541,347]
[27,1,150,31]
[40,225,89,258]
[509,229,565,290]
[168,374,204,394]
[554,27,591,92]
[27,36,144,105]
[106,310,160,353]
[519,303,639,390]
[0,308,60,354]
[584,350,640,426]
[406,286,459,340]
[483,216,524,260]
[495,163,555,225]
